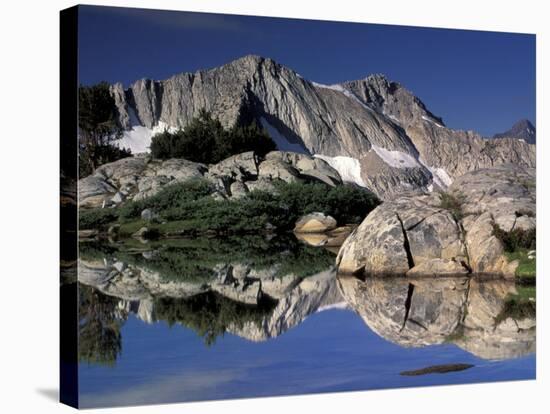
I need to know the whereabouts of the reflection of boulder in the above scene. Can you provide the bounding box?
[337,275,468,347]
[454,279,536,360]
[337,274,535,360]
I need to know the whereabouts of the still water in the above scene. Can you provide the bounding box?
[76,236,535,408]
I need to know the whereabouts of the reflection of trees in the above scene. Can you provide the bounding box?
[79,235,335,283]
[78,284,125,366]
[154,292,277,346]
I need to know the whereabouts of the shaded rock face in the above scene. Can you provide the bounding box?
[337,165,535,277]
[110,55,535,199]
[337,275,535,360]
[78,150,343,208]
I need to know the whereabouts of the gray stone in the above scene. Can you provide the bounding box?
[111,191,125,204]
[258,158,300,182]
[141,208,156,221]
[229,181,248,199]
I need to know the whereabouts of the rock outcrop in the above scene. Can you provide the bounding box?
[337,165,535,277]
[337,274,535,360]
[78,150,343,208]
[108,55,535,199]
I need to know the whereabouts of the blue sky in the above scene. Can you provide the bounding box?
[78,5,535,137]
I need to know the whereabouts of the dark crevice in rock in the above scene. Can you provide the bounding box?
[400,283,415,332]
[449,212,472,273]
[460,260,472,273]
[460,278,472,325]
[396,213,415,269]
[405,210,444,232]
[407,318,428,331]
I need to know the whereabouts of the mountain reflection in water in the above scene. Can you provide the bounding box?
[75,235,535,407]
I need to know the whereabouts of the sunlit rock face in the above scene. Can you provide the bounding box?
[337,274,535,360]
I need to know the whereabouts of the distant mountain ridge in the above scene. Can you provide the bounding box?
[108,55,535,199]
[493,119,536,145]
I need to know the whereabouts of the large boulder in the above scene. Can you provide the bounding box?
[337,165,535,277]
[294,212,337,233]
[265,151,342,186]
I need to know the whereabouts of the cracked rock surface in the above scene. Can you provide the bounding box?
[337,164,535,277]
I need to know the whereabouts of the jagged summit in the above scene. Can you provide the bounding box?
[494,119,536,144]
[108,54,535,199]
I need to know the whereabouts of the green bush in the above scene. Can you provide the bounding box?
[118,178,214,221]
[81,180,379,234]
[150,109,276,163]
[493,224,536,252]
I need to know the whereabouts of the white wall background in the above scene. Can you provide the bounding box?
[0,0,547,413]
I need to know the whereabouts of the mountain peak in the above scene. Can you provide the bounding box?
[494,119,536,144]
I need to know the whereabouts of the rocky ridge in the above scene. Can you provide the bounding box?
[108,55,535,199]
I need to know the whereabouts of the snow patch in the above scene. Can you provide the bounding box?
[371,145,422,169]
[260,117,308,154]
[314,154,366,187]
[115,108,177,154]
[421,115,444,128]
